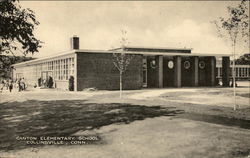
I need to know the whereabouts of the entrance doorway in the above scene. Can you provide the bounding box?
[41,71,53,88]
[16,73,23,80]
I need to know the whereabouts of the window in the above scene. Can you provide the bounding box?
[168,60,174,69]
[184,61,191,69]
[37,57,75,81]
[66,58,68,80]
[199,61,205,69]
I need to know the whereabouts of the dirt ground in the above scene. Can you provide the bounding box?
[0,81,249,158]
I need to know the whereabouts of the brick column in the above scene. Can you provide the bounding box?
[222,56,230,87]
[174,56,181,87]
[217,67,220,78]
[156,55,163,88]
[194,56,199,86]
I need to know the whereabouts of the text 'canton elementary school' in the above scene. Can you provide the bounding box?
[11,36,233,91]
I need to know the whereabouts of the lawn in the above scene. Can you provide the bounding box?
[0,100,183,151]
[0,86,249,158]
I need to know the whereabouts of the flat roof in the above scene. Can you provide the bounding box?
[95,49,230,57]
[110,46,192,53]
[12,49,231,67]
[12,50,75,67]
[110,45,192,50]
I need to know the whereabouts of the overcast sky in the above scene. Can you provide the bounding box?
[20,1,248,58]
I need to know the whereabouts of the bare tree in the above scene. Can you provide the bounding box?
[113,30,133,98]
[213,0,249,110]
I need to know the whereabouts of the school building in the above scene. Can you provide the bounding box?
[11,36,232,91]
[216,60,250,81]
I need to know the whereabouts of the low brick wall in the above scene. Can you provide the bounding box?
[76,52,143,91]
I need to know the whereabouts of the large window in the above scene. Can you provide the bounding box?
[36,57,75,81]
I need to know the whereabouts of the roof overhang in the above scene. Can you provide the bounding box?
[109,46,192,53]
[77,49,231,57]
[12,49,231,67]
[12,50,76,67]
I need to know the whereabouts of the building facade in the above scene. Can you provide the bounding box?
[12,37,231,91]
[216,60,250,81]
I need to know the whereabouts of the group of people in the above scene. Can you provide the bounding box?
[38,76,53,88]
[1,76,73,92]
[0,78,26,93]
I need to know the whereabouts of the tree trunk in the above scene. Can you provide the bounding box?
[233,42,236,110]
[120,71,122,99]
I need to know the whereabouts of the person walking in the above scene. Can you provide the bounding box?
[48,76,53,88]
[5,79,9,90]
[18,78,22,92]
[69,76,74,91]
[0,80,4,93]
[9,80,13,92]
[20,78,26,90]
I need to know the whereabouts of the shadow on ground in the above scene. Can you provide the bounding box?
[0,100,183,151]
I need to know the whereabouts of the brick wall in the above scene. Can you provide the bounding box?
[163,56,175,87]
[198,57,215,86]
[181,57,195,86]
[76,52,143,90]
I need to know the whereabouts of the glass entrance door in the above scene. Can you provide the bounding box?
[41,71,53,87]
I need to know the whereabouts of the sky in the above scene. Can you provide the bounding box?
[20,1,249,58]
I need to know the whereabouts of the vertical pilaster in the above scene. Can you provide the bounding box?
[218,67,220,78]
[194,56,199,86]
[222,56,230,87]
[156,55,163,88]
[174,56,181,87]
